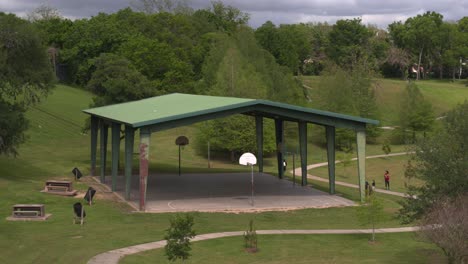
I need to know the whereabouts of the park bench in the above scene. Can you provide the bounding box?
[6,204,51,221]
[42,180,77,196]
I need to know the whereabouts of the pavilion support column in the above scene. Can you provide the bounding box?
[111,123,120,192]
[124,126,135,200]
[139,128,151,211]
[356,129,366,202]
[99,122,109,183]
[326,126,336,194]
[255,116,264,173]
[299,121,308,186]
[275,119,284,179]
[90,116,98,176]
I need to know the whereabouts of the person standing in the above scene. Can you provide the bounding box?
[371,180,376,195]
[384,170,390,190]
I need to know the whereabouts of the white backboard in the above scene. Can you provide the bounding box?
[239,152,257,165]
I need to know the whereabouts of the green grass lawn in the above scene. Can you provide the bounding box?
[0,83,450,263]
[121,233,445,264]
[310,155,424,193]
[301,77,468,125]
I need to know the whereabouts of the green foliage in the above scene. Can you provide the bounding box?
[86,53,154,107]
[317,63,380,149]
[356,195,385,241]
[195,27,303,156]
[195,116,276,159]
[382,141,391,156]
[327,18,373,68]
[243,220,258,250]
[0,13,54,155]
[399,82,435,142]
[164,214,196,262]
[399,101,468,223]
[255,22,311,74]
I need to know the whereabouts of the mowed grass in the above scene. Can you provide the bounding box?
[301,76,468,125]
[121,233,444,264]
[311,154,424,193]
[1,84,413,264]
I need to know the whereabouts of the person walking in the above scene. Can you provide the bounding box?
[384,170,390,190]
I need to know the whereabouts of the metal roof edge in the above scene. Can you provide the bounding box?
[253,99,379,125]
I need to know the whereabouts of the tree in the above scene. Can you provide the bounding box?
[164,214,196,262]
[389,12,443,80]
[356,195,385,242]
[419,194,468,264]
[195,27,303,157]
[382,140,391,158]
[326,18,373,68]
[86,53,154,107]
[317,63,380,149]
[385,46,411,79]
[399,82,434,142]
[0,13,54,155]
[243,220,258,252]
[130,0,192,14]
[399,101,468,223]
[27,3,62,22]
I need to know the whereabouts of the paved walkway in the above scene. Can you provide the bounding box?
[87,227,420,264]
[292,152,414,197]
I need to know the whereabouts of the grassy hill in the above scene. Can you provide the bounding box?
[0,84,446,263]
[302,77,468,125]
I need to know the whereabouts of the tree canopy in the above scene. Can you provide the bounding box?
[399,101,468,223]
[0,12,54,155]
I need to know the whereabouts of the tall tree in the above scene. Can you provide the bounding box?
[86,53,154,107]
[326,18,372,68]
[0,13,54,155]
[399,82,434,142]
[317,63,380,149]
[389,12,443,80]
[399,101,468,223]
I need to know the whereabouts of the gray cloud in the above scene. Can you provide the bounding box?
[0,0,466,28]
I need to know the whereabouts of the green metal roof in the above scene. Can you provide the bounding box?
[83,93,379,128]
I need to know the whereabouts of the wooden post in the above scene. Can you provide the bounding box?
[326,126,336,194]
[299,121,308,186]
[356,129,366,202]
[255,116,264,173]
[125,126,134,200]
[139,128,151,211]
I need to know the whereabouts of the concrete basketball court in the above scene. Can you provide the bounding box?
[102,172,355,213]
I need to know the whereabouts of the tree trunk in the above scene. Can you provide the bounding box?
[417,47,423,80]
[439,65,443,79]
[372,222,375,241]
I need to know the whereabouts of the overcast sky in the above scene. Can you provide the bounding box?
[1,0,467,28]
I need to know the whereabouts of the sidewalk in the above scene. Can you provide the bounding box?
[87,227,420,264]
[292,152,414,197]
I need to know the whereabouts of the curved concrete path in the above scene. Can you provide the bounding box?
[292,152,414,197]
[87,227,420,264]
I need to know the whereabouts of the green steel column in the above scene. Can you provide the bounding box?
[111,123,120,192]
[356,129,366,202]
[299,121,308,186]
[125,126,134,200]
[275,119,284,178]
[100,122,108,183]
[326,126,336,194]
[139,128,151,211]
[90,116,98,176]
[255,116,264,173]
